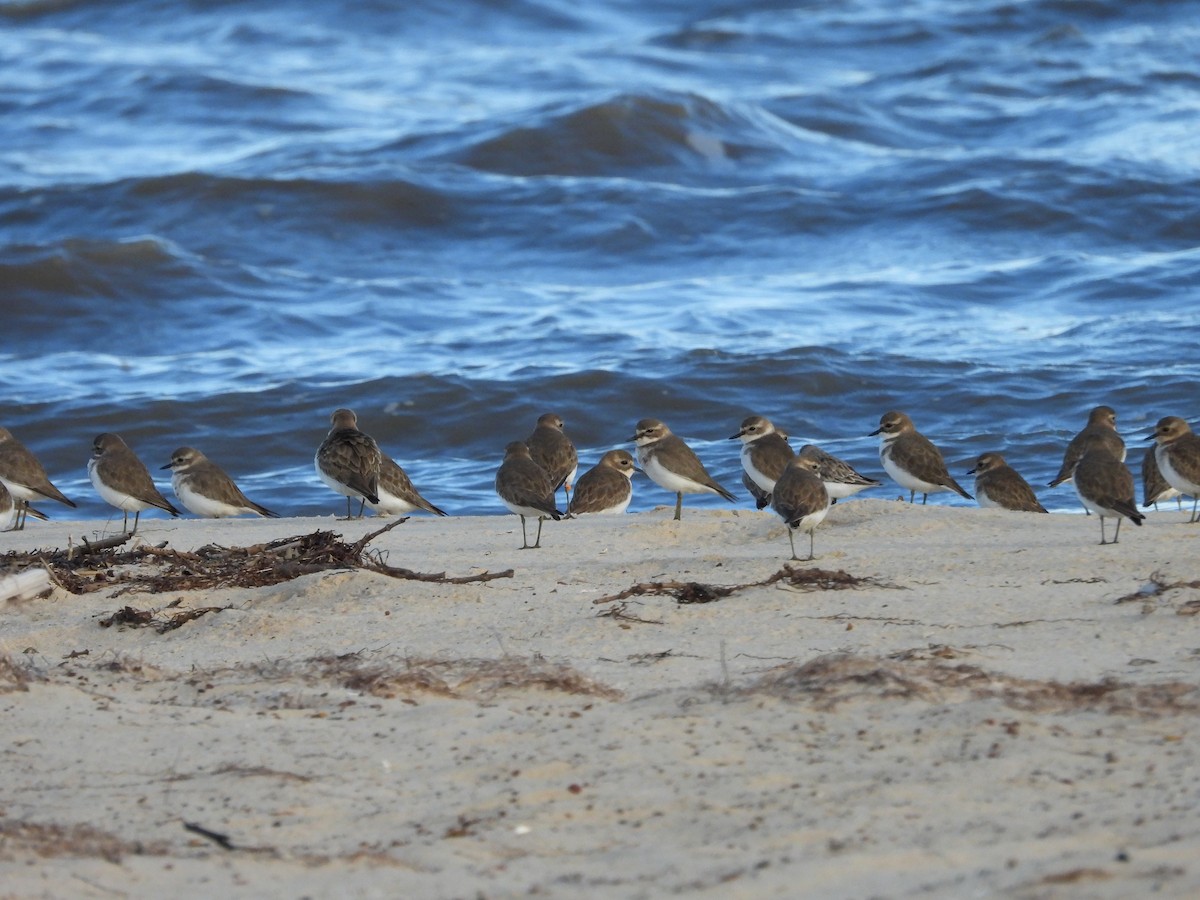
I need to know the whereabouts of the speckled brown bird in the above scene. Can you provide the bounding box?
[526,412,578,508]
[367,452,447,518]
[88,433,180,533]
[631,418,735,520]
[315,408,382,519]
[968,452,1047,513]
[496,440,562,548]
[1073,443,1143,544]
[0,426,76,530]
[1147,416,1200,523]
[568,449,638,515]
[1048,405,1125,488]
[771,447,831,561]
[870,411,972,504]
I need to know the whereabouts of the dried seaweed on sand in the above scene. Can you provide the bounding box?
[2,519,512,598]
[592,564,897,606]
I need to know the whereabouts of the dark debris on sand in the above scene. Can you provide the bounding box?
[734,653,1200,715]
[593,564,899,608]
[1,519,513,600]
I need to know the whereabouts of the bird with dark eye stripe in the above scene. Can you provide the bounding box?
[870,411,972,505]
[968,452,1047,513]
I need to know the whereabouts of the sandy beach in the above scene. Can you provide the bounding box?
[2,500,1199,898]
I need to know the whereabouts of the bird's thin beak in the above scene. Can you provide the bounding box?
[868,427,882,436]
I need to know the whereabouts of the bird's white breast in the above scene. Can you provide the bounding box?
[880,444,942,493]
[741,444,777,493]
[643,453,706,494]
[174,475,247,518]
[1157,444,1200,492]
[0,475,38,503]
[89,460,152,512]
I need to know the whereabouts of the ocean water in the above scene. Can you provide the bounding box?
[2,0,1198,522]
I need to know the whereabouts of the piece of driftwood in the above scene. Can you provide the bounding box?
[77,533,132,555]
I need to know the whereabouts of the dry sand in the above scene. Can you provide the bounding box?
[2,500,1199,898]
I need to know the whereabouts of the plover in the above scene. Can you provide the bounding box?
[631,418,736,520]
[315,408,381,519]
[1048,405,1125,488]
[495,440,561,548]
[88,433,181,533]
[568,449,638,515]
[367,452,447,517]
[0,426,76,530]
[162,447,279,518]
[729,415,794,500]
[798,443,881,504]
[967,452,1047,513]
[771,447,831,561]
[526,413,578,508]
[870,411,973,504]
[1147,416,1200,523]
[1140,444,1182,511]
[1073,443,1144,544]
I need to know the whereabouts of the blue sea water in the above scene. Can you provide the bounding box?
[2,0,1198,521]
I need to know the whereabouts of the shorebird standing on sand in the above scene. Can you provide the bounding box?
[631,418,735,520]
[526,412,578,510]
[88,433,181,533]
[568,449,638,516]
[771,447,831,561]
[367,452,448,518]
[870,411,972,505]
[1147,416,1200,523]
[496,440,562,548]
[0,426,77,530]
[162,447,280,518]
[315,408,382,519]
[1048,405,1125,489]
[1073,442,1144,544]
[967,452,1047,513]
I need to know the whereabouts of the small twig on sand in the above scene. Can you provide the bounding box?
[182,820,234,851]
[351,517,409,554]
[595,601,664,625]
[78,533,131,554]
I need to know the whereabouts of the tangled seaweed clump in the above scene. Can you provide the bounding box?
[1,520,512,599]
[592,564,897,607]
